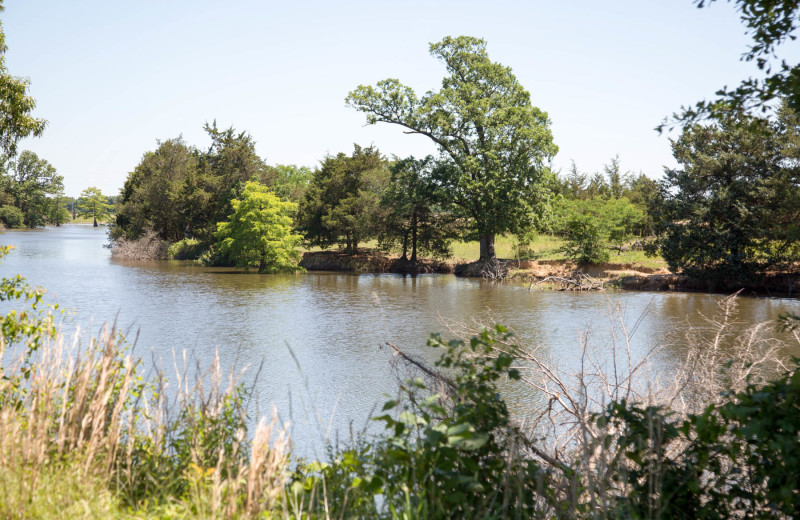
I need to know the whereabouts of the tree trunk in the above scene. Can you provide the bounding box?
[258,255,266,273]
[93,216,98,227]
[401,229,409,261]
[479,233,496,261]
[410,208,418,265]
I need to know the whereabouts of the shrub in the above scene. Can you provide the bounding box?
[110,229,168,260]
[166,238,205,260]
[559,210,610,264]
[0,205,24,228]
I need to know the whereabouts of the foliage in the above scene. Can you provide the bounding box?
[558,156,660,236]
[291,325,537,519]
[77,186,112,226]
[166,238,204,260]
[115,137,200,242]
[598,363,800,518]
[666,0,800,129]
[651,109,800,283]
[554,197,645,264]
[0,1,47,157]
[199,121,270,235]
[557,204,610,264]
[347,35,558,260]
[115,125,273,246]
[298,145,389,254]
[1,150,63,227]
[378,156,458,262]
[372,326,534,518]
[265,164,313,203]
[0,246,57,346]
[0,203,22,227]
[47,193,71,226]
[214,181,303,273]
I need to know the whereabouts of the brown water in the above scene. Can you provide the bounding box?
[3,225,799,457]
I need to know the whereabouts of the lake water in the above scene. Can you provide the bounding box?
[3,225,799,457]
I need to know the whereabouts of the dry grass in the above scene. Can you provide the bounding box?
[110,229,169,260]
[0,324,291,519]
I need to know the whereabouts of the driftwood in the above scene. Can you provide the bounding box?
[529,273,605,291]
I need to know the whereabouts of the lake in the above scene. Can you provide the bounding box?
[3,225,799,458]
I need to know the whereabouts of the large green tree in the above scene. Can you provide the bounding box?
[298,145,389,254]
[77,186,112,227]
[652,109,800,282]
[214,181,302,273]
[0,1,46,157]
[115,138,199,241]
[347,36,558,261]
[5,150,63,227]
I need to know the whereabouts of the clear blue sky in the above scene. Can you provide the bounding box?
[4,1,787,196]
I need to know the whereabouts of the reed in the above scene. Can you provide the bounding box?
[0,324,290,519]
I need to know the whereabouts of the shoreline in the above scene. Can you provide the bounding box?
[299,251,800,297]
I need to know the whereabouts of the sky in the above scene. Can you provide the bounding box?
[3,0,791,196]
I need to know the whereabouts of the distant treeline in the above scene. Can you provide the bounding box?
[0,151,118,228]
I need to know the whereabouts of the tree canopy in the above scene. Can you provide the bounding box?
[298,145,389,254]
[115,125,273,245]
[347,35,558,260]
[0,1,46,157]
[652,108,800,283]
[77,186,112,227]
[378,156,458,263]
[214,181,303,273]
[2,150,63,228]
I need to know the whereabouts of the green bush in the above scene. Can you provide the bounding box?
[166,238,205,260]
[559,211,610,264]
[0,205,24,228]
[601,364,800,518]
[553,197,644,264]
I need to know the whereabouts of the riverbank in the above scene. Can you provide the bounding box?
[507,260,800,296]
[299,251,800,297]
[299,250,452,274]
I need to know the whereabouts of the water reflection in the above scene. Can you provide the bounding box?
[2,225,799,458]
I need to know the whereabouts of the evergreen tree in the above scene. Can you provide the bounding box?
[652,109,800,282]
[298,145,389,254]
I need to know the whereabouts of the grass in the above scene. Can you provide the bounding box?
[450,234,669,270]
[300,234,668,270]
[65,216,111,225]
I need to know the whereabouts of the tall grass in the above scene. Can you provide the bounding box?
[0,324,290,519]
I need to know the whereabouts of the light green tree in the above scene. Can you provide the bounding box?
[215,181,303,273]
[347,36,558,261]
[77,186,112,227]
